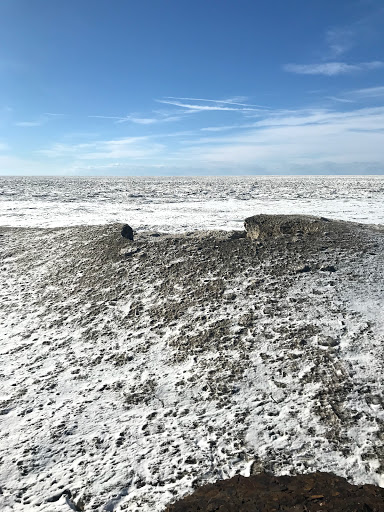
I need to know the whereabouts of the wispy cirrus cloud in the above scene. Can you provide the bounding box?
[284,61,384,76]
[89,112,181,125]
[15,120,44,127]
[156,96,268,113]
[89,114,159,125]
[323,3,384,60]
[326,96,355,104]
[201,124,255,132]
[287,3,384,78]
[81,141,165,160]
[164,96,269,108]
[171,106,384,173]
[39,130,196,161]
[36,105,384,175]
[325,28,354,59]
[324,86,384,104]
[38,135,165,161]
[157,99,242,112]
[197,107,380,135]
[88,97,268,128]
[14,112,65,128]
[349,85,384,98]
[226,107,382,137]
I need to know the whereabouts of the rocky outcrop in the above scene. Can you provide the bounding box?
[165,472,384,512]
[244,214,331,240]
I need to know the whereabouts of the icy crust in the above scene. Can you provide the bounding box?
[0,218,383,511]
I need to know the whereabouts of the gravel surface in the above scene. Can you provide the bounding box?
[0,215,383,511]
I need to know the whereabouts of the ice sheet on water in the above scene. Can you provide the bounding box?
[1,176,383,229]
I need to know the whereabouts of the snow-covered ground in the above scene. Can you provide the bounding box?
[0,213,383,511]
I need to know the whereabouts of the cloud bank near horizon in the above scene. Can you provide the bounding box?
[1,101,382,176]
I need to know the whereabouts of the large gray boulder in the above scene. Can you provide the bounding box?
[244,214,330,240]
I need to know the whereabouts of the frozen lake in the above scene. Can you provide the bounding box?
[1,175,383,230]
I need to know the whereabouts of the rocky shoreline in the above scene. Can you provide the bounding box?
[0,215,383,510]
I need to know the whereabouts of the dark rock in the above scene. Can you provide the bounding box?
[76,498,86,511]
[228,231,246,240]
[318,336,340,347]
[121,224,134,240]
[321,265,337,272]
[165,472,384,512]
[250,457,265,475]
[297,264,312,273]
[47,489,71,502]
[120,247,140,257]
[46,492,63,503]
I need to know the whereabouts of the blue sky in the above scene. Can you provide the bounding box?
[0,0,383,175]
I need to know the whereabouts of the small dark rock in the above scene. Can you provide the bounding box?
[76,498,86,511]
[297,264,311,273]
[121,224,134,240]
[228,231,246,240]
[320,265,337,272]
[120,247,140,257]
[318,336,340,347]
[47,489,71,503]
[250,458,265,475]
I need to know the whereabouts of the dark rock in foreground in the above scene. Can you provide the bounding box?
[165,472,384,512]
